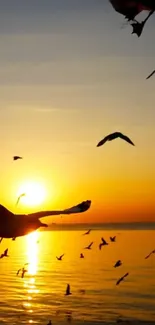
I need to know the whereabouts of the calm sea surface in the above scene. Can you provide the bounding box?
[0,226,155,325]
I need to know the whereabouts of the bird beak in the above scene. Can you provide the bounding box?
[40,221,48,227]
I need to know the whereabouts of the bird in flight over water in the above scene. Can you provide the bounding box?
[146,70,155,80]
[145,249,155,259]
[110,236,116,242]
[116,272,129,285]
[84,242,93,250]
[56,254,64,261]
[16,193,26,207]
[114,260,122,268]
[13,156,23,161]
[83,229,91,235]
[0,200,91,239]
[97,132,135,147]
[0,248,9,259]
[99,238,108,250]
[65,284,72,296]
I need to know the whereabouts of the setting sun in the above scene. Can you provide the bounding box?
[17,181,46,207]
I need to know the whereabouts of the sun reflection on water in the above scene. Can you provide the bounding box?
[22,231,40,319]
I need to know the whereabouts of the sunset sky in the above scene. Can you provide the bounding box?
[0,0,155,223]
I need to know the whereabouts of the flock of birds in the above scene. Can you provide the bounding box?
[0,2,155,324]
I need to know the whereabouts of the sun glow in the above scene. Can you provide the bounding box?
[17,180,46,207]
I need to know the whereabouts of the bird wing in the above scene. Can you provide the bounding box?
[119,133,135,146]
[99,243,103,250]
[146,70,155,79]
[116,277,122,285]
[60,254,64,259]
[89,242,93,248]
[27,200,91,219]
[97,134,111,147]
[4,249,8,255]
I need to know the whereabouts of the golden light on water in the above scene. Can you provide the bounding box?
[26,231,39,276]
[22,231,40,316]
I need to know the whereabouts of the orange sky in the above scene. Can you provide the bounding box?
[0,1,155,223]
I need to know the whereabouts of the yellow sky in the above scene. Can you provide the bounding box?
[0,1,155,223]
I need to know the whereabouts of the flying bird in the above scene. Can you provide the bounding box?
[16,193,26,207]
[83,229,91,235]
[99,238,108,250]
[0,200,91,239]
[0,248,9,259]
[145,249,155,259]
[97,132,134,147]
[80,253,84,258]
[65,284,72,296]
[110,236,116,242]
[13,156,23,161]
[21,268,28,278]
[84,242,93,250]
[0,238,3,243]
[114,260,122,268]
[116,272,129,285]
[146,69,155,80]
[56,254,64,261]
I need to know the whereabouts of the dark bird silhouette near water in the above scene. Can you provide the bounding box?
[97,132,135,147]
[99,238,108,250]
[13,156,23,161]
[116,272,129,285]
[114,260,122,268]
[56,254,64,261]
[83,229,91,235]
[65,284,72,296]
[84,242,93,250]
[145,249,155,259]
[110,236,116,242]
[0,237,3,243]
[146,69,155,80]
[0,248,9,259]
[80,253,84,258]
[0,200,91,239]
[16,193,26,207]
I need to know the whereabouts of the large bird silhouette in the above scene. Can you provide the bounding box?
[0,200,91,239]
[97,132,134,147]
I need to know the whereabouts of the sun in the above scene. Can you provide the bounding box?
[17,181,46,207]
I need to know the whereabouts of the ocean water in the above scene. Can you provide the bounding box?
[0,226,155,325]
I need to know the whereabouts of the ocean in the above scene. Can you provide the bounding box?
[0,224,155,325]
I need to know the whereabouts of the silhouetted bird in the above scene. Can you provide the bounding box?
[12,237,16,241]
[65,284,72,296]
[80,253,84,258]
[146,70,155,80]
[110,236,116,242]
[97,132,134,147]
[116,272,129,285]
[56,254,64,261]
[84,242,93,250]
[0,200,91,239]
[99,238,108,250]
[21,268,27,278]
[16,193,26,207]
[83,229,91,235]
[145,249,155,259]
[13,156,23,161]
[0,238,3,243]
[114,260,122,268]
[0,248,9,259]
